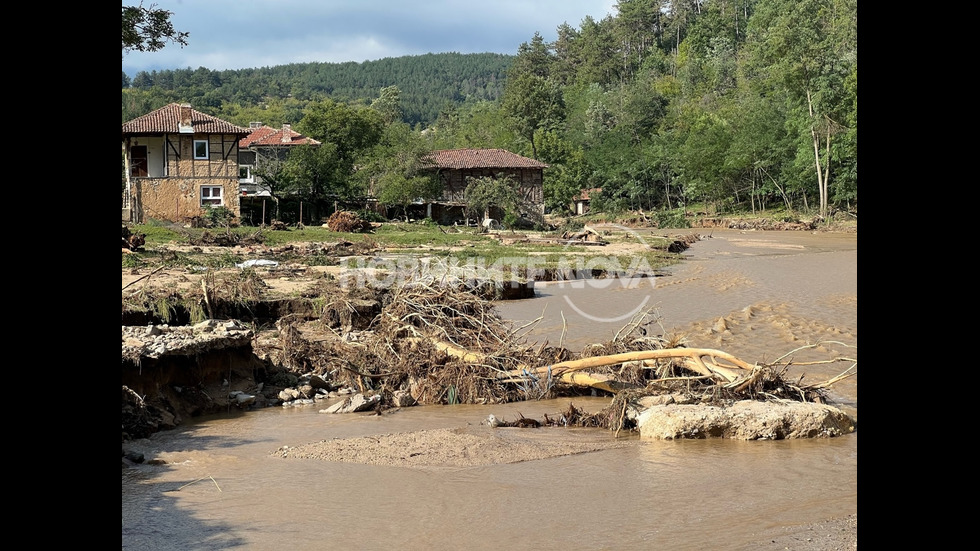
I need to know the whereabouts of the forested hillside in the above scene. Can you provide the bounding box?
[123,0,856,223]
[122,52,511,128]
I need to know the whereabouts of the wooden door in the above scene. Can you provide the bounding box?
[131,146,148,177]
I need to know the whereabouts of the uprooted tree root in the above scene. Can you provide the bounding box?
[271,281,551,404]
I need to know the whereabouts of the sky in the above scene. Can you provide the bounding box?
[122,1,619,77]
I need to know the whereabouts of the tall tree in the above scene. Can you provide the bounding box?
[371,86,403,125]
[575,15,622,86]
[614,0,668,81]
[357,122,441,220]
[510,32,553,78]
[282,143,345,222]
[742,0,856,216]
[500,74,564,158]
[121,3,189,56]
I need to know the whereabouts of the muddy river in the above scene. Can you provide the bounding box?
[121,228,857,550]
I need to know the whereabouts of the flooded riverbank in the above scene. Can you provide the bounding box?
[122,228,857,550]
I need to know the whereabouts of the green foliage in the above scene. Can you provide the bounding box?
[426,100,516,150]
[653,209,691,229]
[371,86,403,125]
[122,3,189,55]
[462,175,542,226]
[203,206,236,227]
[357,121,441,219]
[125,53,511,128]
[356,209,387,223]
[121,253,146,269]
[500,73,565,157]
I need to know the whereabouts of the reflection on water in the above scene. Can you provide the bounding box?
[123,230,857,550]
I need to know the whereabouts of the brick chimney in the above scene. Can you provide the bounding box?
[281,123,292,143]
[178,103,194,134]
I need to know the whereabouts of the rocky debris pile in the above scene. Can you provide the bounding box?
[122,319,253,363]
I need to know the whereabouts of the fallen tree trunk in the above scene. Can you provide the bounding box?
[417,341,760,391]
[507,348,757,384]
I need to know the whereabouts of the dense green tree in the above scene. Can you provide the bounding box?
[431,100,516,150]
[356,122,441,220]
[673,105,737,210]
[574,15,622,86]
[726,89,796,211]
[121,3,189,56]
[463,176,543,228]
[741,0,856,216]
[500,73,564,157]
[371,86,403,125]
[614,0,669,81]
[542,147,594,214]
[298,98,385,167]
[214,98,306,129]
[551,23,582,87]
[510,33,553,78]
[281,143,345,223]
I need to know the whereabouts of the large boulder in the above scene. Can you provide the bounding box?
[320,393,381,414]
[636,400,855,440]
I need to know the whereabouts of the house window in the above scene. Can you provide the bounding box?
[239,165,252,180]
[194,140,209,160]
[201,186,223,207]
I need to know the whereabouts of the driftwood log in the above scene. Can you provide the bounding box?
[423,340,764,393]
[503,348,756,388]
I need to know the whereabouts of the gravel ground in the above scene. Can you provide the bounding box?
[756,514,857,550]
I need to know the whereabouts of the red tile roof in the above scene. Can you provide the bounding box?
[239,126,277,147]
[427,149,548,169]
[121,103,249,135]
[574,187,602,201]
[240,124,320,148]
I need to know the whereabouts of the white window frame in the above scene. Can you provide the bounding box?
[201,185,224,207]
[239,165,253,182]
[194,140,209,160]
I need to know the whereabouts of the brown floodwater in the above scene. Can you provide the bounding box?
[121,228,857,550]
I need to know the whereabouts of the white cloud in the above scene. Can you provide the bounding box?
[122,0,617,75]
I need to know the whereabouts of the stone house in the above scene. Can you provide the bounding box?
[122,103,250,223]
[423,148,548,222]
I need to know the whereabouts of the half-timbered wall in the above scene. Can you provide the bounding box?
[125,133,242,223]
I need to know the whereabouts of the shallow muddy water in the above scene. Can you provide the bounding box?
[122,229,857,550]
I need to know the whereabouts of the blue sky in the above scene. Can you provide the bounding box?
[122,1,618,77]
